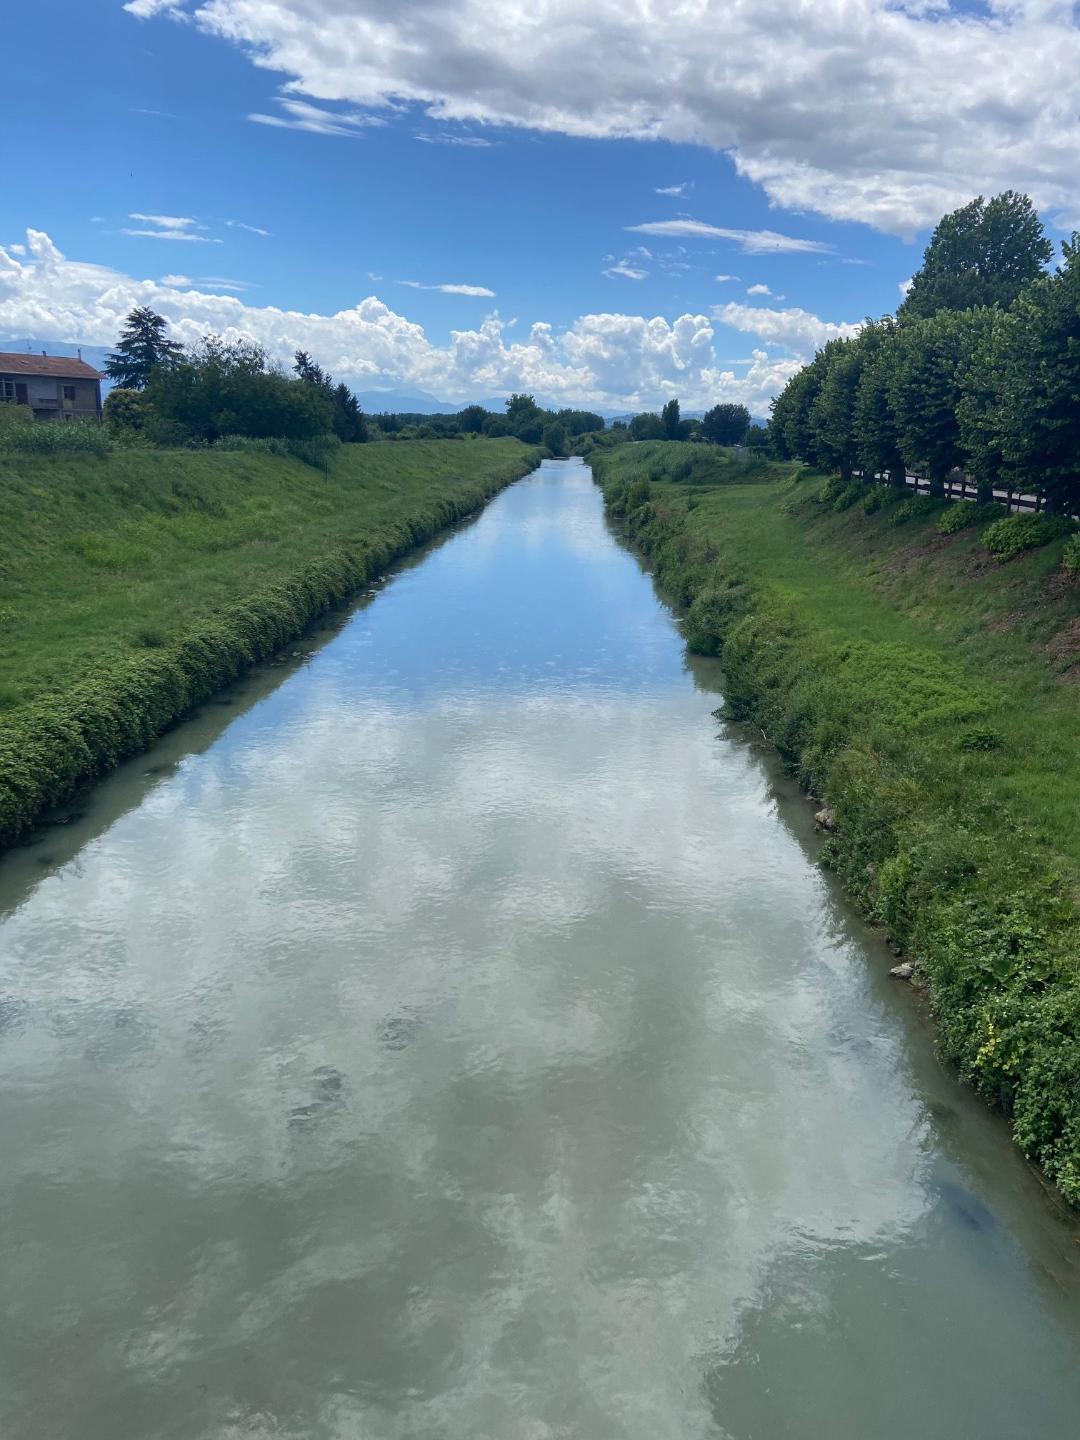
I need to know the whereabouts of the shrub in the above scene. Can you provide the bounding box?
[0,417,112,457]
[890,494,944,526]
[832,481,863,512]
[0,404,34,435]
[1063,534,1080,573]
[103,387,153,434]
[937,500,1007,534]
[818,473,848,504]
[862,484,902,514]
[983,511,1075,560]
[212,432,341,469]
[626,477,652,510]
[683,582,750,655]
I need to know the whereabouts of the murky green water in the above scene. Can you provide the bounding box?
[1,459,1078,1439]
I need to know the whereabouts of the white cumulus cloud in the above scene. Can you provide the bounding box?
[0,228,809,411]
[715,303,862,359]
[123,0,1080,234]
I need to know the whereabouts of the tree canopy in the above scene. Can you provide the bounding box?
[898,192,1052,322]
[105,306,184,390]
[701,402,750,446]
[763,193,1080,517]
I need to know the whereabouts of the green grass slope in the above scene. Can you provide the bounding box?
[591,440,1080,1203]
[0,438,540,843]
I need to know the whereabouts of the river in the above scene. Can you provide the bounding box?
[1,458,1078,1439]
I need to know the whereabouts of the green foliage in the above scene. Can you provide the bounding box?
[105,305,184,389]
[770,195,1080,517]
[592,440,786,497]
[557,408,605,436]
[629,411,665,441]
[852,318,906,486]
[0,417,112,457]
[982,512,1075,560]
[146,336,333,444]
[890,494,945,526]
[888,309,992,490]
[1063,535,1080,573]
[504,393,545,443]
[103,386,153,434]
[701,402,751,446]
[831,481,864,512]
[818,473,849,504]
[937,499,1006,534]
[211,432,342,469]
[770,352,829,463]
[809,336,866,481]
[862,483,904,514]
[588,444,1080,1202]
[994,236,1080,517]
[661,397,681,440]
[0,438,541,844]
[898,191,1053,321]
[0,403,34,435]
[541,419,568,456]
[292,351,368,442]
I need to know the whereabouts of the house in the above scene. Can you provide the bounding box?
[0,351,104,422]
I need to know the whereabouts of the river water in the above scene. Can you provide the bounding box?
[1,458,1078,1439]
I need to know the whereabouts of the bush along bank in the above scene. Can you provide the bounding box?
[0,443,540,848]
[590,446,1080,1205]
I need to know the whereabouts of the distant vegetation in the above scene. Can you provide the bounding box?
[6,303,770,465]
[371,394,606,452]
[769,192,1080,519]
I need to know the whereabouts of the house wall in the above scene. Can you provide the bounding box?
[0,372,102,419]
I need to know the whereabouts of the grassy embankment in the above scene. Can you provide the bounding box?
[0,438,540,845]
[591,439,1080,1203]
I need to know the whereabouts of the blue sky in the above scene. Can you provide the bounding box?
[2,0,1077,411]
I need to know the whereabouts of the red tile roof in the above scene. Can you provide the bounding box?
[0,352,104,380]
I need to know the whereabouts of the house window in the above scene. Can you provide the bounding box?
[63,384,76,402]
[1,380,15,403]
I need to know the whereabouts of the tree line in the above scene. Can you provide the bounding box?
[373,395,606,453]
[616,398,767,448]
[103,308,368,446]
[769,192,1080,515]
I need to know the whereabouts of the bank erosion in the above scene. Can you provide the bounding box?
[591,439,1080,1205]
[0,437,540,846]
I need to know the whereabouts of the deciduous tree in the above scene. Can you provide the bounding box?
[701,402,750,446]
[898,192,1052,321]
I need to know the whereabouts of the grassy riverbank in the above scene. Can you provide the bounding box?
[0,437,540,845]
[590,440,1080,1203]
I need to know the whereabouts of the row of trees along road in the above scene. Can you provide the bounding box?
[104,307,368,445]
[769,192,1080,515]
